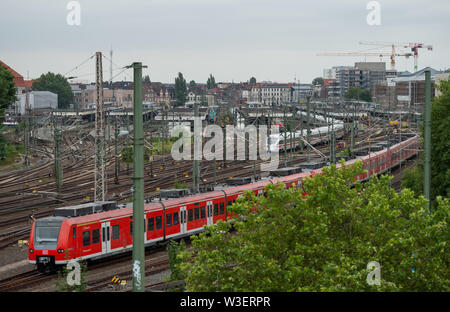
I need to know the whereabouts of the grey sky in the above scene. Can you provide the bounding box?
[1,0,449,84]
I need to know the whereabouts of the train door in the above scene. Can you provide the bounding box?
[101,222,111,254]
[180,206,187,235]
[207,201,213,226]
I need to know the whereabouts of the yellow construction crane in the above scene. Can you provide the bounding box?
[317,51,412,71]
[359,41,433,72]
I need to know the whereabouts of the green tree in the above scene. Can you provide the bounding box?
[402,79,450,200]
[32,72,73,109]
[189,80,196,89]
[143,75,151,83]
[249,77,257,84]
[0,65,18,160]
[207,74,216,89]
[0,65,17,112]
[344,86,371,102]
[177,162,449,291]
[167,240,187,281]
[174,72,188,107]
[312,77,324,86]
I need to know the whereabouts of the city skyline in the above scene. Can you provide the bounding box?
[1,0,449,84]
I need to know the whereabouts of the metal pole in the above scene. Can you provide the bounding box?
[132,62,145,292]
[94,51,107,202]
[24,90,30,166]
[424,70,431,210]
[54,128,63,193]
[193,100,199,194]
[114,116,119,184]
[283,106,287,167]
[213,156,216,188]
[306,95,311,162]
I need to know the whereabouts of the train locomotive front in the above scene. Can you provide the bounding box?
[29,216,71,273]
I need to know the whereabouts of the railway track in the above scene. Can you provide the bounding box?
[0,270,51,292]
[0,126,391,246]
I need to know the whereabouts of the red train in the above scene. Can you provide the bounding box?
[28,136,419,272]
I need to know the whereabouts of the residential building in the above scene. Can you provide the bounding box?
[355,62,386,93]
[71,84,134,109]
[327,66,370,101]
[250,83,292,106]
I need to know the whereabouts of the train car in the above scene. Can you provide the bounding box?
[29,136,419,272]
[29,191,229,272]
[268,124,345,153]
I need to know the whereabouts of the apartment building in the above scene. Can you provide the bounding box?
[250,83,292,106]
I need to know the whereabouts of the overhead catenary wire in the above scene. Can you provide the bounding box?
[63,53,96,77]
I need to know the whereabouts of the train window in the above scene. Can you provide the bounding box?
[166,213,172,227]
[194,207,199,220]
[148,218,154,231]
[73,227,76,239]
[200,206,206,219]
[130,221,133,236]
[220,202,224,215]
[112,225,120,240]
[188,209,193,222]
[92,229,100,244]
[173,212,179,225]
[214,204,219,216]
[144,219,146,233]
[156,216,162,229]
[82,231,90,247]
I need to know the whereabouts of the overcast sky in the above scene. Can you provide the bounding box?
[1,0,449,84]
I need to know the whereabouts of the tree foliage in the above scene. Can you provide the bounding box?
[177,162,449,291]
[344,86,371,102]
[427,79,450,199]
[32,72,73,109]
[0,65,17,112]
[249,77,257,85]
[312,77,324,86]
[0,65,18,160]
[143,75,151,83]
[174,72,188,107]
[189,80,196,89]
[207,74,216,89]
[402,79,450,201]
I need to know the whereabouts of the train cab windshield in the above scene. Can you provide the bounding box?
[35,226,60,243]
[34,217,64,248]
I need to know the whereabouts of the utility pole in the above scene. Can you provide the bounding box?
[283,106,287,167]
[94,51,107,202]
[306,95,311,162]
[131,62,146,292]
[424,70,431,211]
[24,90,30,166]
[193,100,200,194]
[114,116,119,184]
[54,127,63,193]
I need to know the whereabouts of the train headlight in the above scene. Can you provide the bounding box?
[57,249,64,254]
